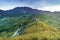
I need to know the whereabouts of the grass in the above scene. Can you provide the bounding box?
[0,14,60,40]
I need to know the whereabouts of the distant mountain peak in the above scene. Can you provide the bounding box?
[0,7,60,18]
[13,7,32,9]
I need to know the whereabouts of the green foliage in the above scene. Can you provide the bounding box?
[0,14,60,40]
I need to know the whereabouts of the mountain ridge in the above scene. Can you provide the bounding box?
[0,7,60,18]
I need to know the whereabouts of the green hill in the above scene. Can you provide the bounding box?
[0,14,60,40]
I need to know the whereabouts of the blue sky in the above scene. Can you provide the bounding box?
[0,0,60,11]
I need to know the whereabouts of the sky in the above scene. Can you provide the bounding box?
[0,0,60,11]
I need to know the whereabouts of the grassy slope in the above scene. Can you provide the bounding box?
[0,14,60,40]
[10,17,60,40]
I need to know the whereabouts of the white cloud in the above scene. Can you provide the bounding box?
[38,5,60,12]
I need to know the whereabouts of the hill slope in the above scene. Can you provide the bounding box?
[0,14,60,40]
[10,20,60,40]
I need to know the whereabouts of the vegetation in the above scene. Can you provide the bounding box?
[0,14,60,40]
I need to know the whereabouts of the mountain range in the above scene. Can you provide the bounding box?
[0,7,60,18]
